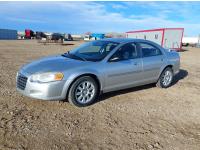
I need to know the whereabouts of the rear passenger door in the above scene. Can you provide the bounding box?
[138,42,165,82]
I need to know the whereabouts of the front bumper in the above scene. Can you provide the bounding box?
[16,76,72,101]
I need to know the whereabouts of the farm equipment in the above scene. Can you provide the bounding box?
[25,29,34,39]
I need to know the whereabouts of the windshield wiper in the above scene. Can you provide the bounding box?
[62,51,87,61]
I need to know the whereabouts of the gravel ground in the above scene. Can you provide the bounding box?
[0,40,200,150]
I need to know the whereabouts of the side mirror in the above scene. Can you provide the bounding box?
[109,56,120,62]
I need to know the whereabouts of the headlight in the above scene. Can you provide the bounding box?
[30,72,64,83]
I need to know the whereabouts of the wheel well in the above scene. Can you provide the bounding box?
[164,65,173,71]
[161,65,173,76]
[66,73,101,99]
[157,65,174,82]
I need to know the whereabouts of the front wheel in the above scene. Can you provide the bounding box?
[156,67,174,88]
[68,76,98,107]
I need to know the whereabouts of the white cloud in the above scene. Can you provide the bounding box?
[6,17,46,23]
[55,2,200,36]
[0,2,199,36]
[111,4,127,9]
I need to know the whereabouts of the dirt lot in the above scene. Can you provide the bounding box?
[0,40,200,150]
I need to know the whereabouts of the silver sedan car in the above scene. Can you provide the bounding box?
[16,38,180,107]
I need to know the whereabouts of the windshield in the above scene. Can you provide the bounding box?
[65,41,119,61]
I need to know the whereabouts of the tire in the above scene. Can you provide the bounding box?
[156,67,174,88]
[68,76,98,107]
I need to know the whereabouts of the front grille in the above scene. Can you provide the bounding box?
[17,74,28,90]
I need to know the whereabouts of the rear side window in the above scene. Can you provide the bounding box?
[139,43,162,57]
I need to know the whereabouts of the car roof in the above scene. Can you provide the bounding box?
[100,38,149,43]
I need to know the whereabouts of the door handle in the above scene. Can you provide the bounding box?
[161,58,164,62]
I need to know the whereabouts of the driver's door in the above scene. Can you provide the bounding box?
[103,43,143,92]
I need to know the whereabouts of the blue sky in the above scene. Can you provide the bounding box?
[0,1,200,36]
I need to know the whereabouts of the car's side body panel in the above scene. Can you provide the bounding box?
[141,55,167,82]
[102,58,143,92]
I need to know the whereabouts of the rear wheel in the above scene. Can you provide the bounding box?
[68,76,98,107]
[156,67,173,88]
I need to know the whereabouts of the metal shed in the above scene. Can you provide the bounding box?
[0,29,17,40]
[126,28,184,51]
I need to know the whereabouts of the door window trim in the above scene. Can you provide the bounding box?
[108,42,141,62]
[137,42,163,58]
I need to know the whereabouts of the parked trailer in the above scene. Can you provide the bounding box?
[126,28,184,51]
[0,29,17,40]
[71,34,83,40]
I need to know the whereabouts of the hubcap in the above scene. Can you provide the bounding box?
[75,81,95,104]
[162,70,172,86]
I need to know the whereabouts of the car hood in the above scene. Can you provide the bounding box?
[21,55,90,74]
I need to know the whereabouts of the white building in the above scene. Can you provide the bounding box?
[182,37,200,46]
[126,28,184,51]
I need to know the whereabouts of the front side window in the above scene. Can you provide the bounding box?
[109,43,139,61]
[139,43,162,57]
[66,41,119,61]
